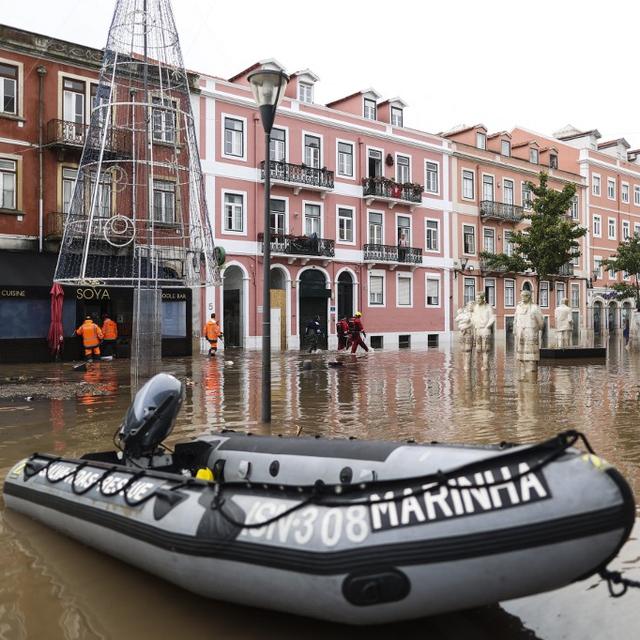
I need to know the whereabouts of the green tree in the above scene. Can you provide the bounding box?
[480,172,586,303]
[601,234,640,310]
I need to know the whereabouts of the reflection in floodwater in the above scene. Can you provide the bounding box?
[0,337,639,639]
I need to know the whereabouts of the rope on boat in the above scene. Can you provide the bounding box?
[599,568,640,597]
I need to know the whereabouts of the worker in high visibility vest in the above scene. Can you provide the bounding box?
[101,314,118,358]
[203,313,223,356]
[76,316,104,361]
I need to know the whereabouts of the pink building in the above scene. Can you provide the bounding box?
[198,60,453,350]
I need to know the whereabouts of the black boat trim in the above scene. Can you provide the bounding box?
[3,482,630,576]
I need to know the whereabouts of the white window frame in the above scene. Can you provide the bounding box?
[302,130,323,169]
[0,58,22,117]
[504,279,515,308]
[425,160,440,194]
[298,82,313,104]
[335,138,355,180]
[623,220,630,240]
[463,277,476,305]
[607,178,616,200]
[221,113,247,161]
[593,215,601,238]
[529,148,539,164]
[390,106,403,127]
[481,173,495,202]
[483,278,496,307]
[0,157,17,210]
[570,196,578,220]
[539,281,549,308]
[425,274,441,308]
[503,178,515,205]
[571,283,580,309]
[395,211,412,247]
[592,173,601,196]
[521,181,532,209]
[152,179,176,224]
[476,131,487,150]
[608,217,616,240]
[367,209,385,244]
[363,97,377,120]
[221,189,247,235]
[635,222,640,237]
[396,272,413,308]
[302,199,324,237]
[425,218,440,253]
[368,269,386,308]
[504,229,514,257]
[482,226,496,253]
[336,204,356,246]
[366,145,385,178]
[462,223,476,255]
[555,282,566,307]
[501,139,511,157]
[594,255,603,280]
[634,185,640,206]
[151,95,177,144]
[622,182,629,203]
[462,169,475,200]
[395,153,412,184]
[269,196,289,235]
[269,125,289,163]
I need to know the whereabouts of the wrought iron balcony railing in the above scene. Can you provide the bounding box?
[363,243,422,264]
[257,233,335,257]
[259,160,334,190]
[556,263,575,276]
[480,258,509,272]
[479,200,525,222]
[362,177,423,204]
[46,119,131,157]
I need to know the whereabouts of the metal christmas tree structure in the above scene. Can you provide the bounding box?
[54,0,220,378]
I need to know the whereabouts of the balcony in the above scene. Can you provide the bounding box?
[45,211,64,239]
[46,119,131,159]
[362,177,423,209]
[479,200,525,222]
[556,263,575,277]
[257,233,335,264]
[259,161,334,198]
[480,258,510,273]
[363,243,422,269]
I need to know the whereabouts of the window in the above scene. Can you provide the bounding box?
[463,224,476,254]
[223,117,244,157]
[397,275,412,307]
[91,170,112,218]
[369,274,384,305]
[570,196,578,220]
[594,257,603,280]
[153,180,176,224]
[425,162,439,193]
[304,203,321,236]
[635,222,640,237]
[503,179,514,205]
[476,132,486,150]
[0,158,17,210]
[504,230,513,256]
[463,277,476,305]
[364,98,377,120]
[608,178,616,200]
[0,63,18,115]
[483,227,495,253]
[62,167,77,214]
[397,215,411,246]
[555,282,565,306]
[426,219,439,252]
[223,192,244,232]
[593,215,601,237]
[63,78,84,124]
[391,107,403,127]
[608,218,616,240]
[623,220,630,240]
[426,277,440,306]
[396,155,410,184]
[501,140,511,157]
[270,128,286,162]
[368,149,382,178]
[522,183,532,209]
[298,82,313,104]
[462,170,474,199]
[571,284,579,309]
[635,185,640,206]
[337,142,354,177]
[482,278,495,306]
[608,265,615,280]
[338,207,353,243]
[622,183,629,203]
[530,148,539,164]
[270,198,286,235]
[549,154,558,169]
[540,281,549,308]
[304,134,321,168]
[592,174,601,196]
[368,212,383,244]
[152,96,176,143]
[505,279,515,307]
[482,175,494,202]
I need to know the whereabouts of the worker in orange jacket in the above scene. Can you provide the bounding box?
[203,312,223,356]
[101,314,118,358]
[76,316,103,361]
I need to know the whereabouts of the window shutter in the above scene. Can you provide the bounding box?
[398,277,411,305]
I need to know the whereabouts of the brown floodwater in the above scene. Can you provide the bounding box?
[0,340,638,639]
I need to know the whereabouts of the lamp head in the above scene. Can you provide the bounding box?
[247,69,289,134]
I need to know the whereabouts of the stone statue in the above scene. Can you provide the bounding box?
[455,302,474,370]
[471,293,495,369]
[554,298,573,348]
[514,290,545,371]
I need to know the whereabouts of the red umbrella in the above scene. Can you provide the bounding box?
[47,283,65,359]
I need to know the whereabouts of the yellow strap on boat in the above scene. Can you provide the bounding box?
[195,468,214,482]
[581,453,607,470]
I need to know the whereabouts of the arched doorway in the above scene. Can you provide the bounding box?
[223,265,244,347]
[299,269,329,350]
[337,271,354,320]
[608,301,617,332]
[622,301,632,328]
[271,267,287,350]
[593,301,603,335]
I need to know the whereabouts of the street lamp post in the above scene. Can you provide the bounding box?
[248,69,289,423]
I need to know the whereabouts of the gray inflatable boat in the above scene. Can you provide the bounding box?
[3,374,635,624]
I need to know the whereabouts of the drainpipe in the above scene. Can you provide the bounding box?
[358,136,364,314]
[37,65,47,253]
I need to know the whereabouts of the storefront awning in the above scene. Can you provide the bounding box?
[0,252,58,287]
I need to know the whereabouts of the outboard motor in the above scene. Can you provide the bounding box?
[118,373,183,468]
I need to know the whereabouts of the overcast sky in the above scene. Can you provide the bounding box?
[4,0,640,147]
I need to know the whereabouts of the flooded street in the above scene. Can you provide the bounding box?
[0,341,639,639]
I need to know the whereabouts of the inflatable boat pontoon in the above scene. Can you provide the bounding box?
[3,374,635,624]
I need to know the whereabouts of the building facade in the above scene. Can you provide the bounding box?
[199,60,452,351]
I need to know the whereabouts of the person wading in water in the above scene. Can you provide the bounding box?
[349,311,369,354]
[203,313,223,356]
